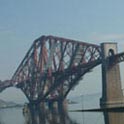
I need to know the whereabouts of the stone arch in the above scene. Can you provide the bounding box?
[108,49,116,65]
[108,48,115,56]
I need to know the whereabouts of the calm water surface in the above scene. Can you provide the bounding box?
[0,107,104,124]
[1,94,122,124]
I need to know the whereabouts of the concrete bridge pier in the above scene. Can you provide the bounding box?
[43,98,67,123]
[23,101,46,124]
[47,98,66,114]
[101,43,124,124]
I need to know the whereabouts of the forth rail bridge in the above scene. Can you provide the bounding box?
[1,35,124,124]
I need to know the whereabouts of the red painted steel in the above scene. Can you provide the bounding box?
[0,35,124,103]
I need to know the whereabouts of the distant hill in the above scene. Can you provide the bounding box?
[0,99,7,107]
[68,92,101,103]
[0,99,22,108]
[68,93,101,109]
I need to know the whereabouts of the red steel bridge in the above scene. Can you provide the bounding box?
[0,35,124,106]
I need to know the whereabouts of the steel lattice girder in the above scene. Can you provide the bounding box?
[107,52,124,66]
[11,35,102,102]
[1,36,124,102]
[0,80,12,92]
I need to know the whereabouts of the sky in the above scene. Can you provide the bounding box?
[0,0,124,103]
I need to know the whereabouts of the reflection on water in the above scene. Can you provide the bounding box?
[22,104,124,124]
[1,93,124,124]
[23,102,78,124]
[1,108,124,124]
[103,111,124,124]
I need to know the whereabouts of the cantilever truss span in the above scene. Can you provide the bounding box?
[11,35,101,102]
[1,35,124,103]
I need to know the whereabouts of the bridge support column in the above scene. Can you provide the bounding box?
[101,43,124,124]
[23,102,46,124]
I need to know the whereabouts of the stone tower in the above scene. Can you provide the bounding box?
[101,43,124,124]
